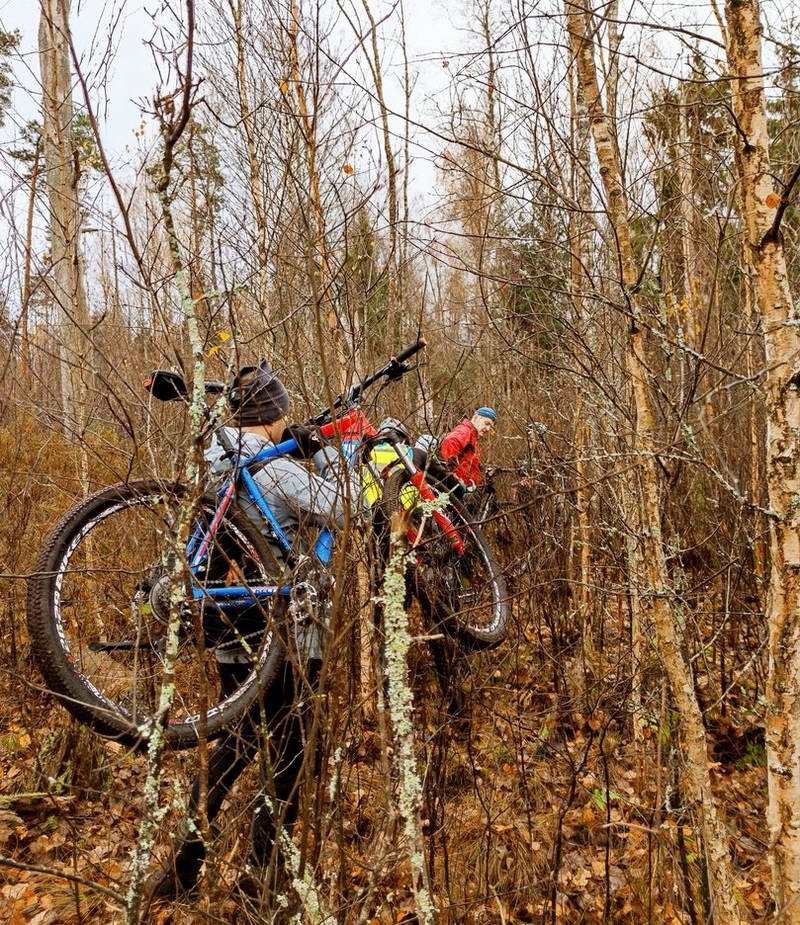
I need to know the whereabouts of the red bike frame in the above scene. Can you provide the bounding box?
[320,408,465,555]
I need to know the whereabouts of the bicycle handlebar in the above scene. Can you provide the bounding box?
[307,336,426,427]
[393,336,427,366]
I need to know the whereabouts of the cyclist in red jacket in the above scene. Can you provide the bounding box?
[440,406,497,487]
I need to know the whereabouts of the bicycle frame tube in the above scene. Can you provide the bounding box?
[387,438,466,555]
[190,481,236,567]
[229,435,300,554]
[187,433,337,606]
[245,436,299,467]
[314,528,334,563]
[240,468,293,551]
[193,584,290,603]
[240,441,336,564]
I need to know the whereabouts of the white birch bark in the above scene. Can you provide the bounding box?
[724,0,800,915]
[38,0,89,439]
[566,2,742,920]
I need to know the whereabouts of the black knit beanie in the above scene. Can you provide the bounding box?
[229,359,290,426]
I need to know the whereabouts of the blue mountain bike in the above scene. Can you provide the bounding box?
[27,339,509,750]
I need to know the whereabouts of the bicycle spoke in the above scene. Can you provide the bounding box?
[51,490,278,735]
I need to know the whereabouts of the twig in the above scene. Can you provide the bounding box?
[0,855,125,905]
[764,163,800,244]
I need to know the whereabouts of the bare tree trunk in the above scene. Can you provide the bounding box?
[38,0,89,441]
[381,517,435,923]
[186,120,210,333]
[677,85,703,350]
[567,49,595,700]
[604,0,621,125]
[566,3,742,920]
[360,0,404,385]
[126,8,209,919]
[574,410,595,696]
[743,253,766,591]
[481,0,502,199]
[19,143,41,385]
[724,0,800,915]
[360,0,398,264]
[350,0,403,706]
[399,0,411,282]
[480,0,510,392]
[286,0,345,392]
[621,467,646,741]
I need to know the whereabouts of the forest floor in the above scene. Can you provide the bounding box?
[0,613,773,925]
[0,422,773,922]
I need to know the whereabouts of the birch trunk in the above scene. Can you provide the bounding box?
[566,2,742,920]
[568,51,595,698]
[724,0,800,914]
[605,0,621,126]
[38,0,89,440]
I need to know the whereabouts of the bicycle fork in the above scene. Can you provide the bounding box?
[385,439,465,555]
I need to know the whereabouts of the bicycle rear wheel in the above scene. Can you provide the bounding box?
[381,470,510,649]
[27,480,286,750]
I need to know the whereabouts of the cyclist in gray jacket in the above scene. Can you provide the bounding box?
[147,359,362,906]
[206,427,361,538]
[207,359,364,535]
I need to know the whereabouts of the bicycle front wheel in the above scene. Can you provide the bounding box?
[27,480,286,750]
[381,470,510,649]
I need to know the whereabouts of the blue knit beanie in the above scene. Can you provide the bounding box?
[475,406,497,422]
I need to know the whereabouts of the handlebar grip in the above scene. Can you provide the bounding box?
[393,336,426,366]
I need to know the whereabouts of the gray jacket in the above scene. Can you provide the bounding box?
[204,428,364,663]
[205,427,364,539]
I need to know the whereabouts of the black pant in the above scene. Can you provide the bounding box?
[168,658,321,883]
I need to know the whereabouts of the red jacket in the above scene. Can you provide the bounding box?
[440,419,483,486]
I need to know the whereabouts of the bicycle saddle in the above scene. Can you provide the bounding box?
[145,370,225,402]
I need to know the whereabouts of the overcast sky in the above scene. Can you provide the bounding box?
[0,0,471,200]
[2,0,790,169]
[0,0,791,269]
